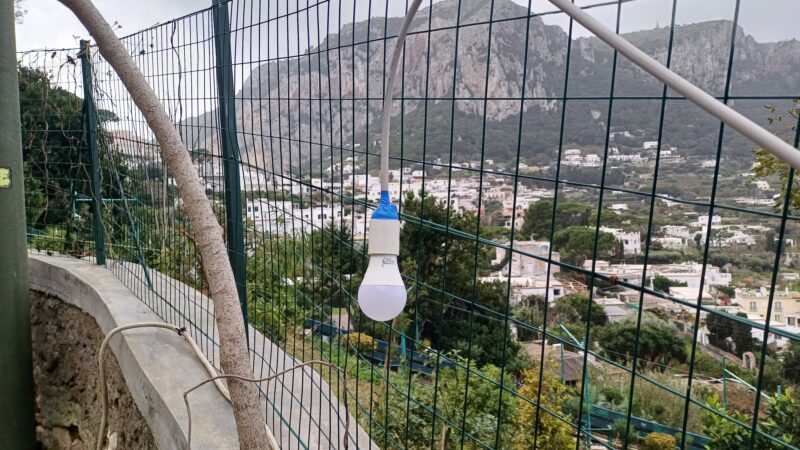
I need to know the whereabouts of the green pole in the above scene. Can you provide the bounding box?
[212,0,248,337]
[0,1,36,447]
[722,356,727,409]
[584,347,591,448]
[79,40,106,265]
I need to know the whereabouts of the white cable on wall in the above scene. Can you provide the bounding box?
[94,322,280,450]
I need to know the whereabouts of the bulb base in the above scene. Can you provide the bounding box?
[367,218,400,255]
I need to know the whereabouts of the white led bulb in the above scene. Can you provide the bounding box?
[358,254,406,321]
[357,203,406,321]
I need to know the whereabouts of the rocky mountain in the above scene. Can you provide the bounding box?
[180,0,800,171]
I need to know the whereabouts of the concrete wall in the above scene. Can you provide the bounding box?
[28,255,239,450]
[31,291,156,449]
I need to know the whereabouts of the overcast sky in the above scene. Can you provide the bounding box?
[15,0,800,52]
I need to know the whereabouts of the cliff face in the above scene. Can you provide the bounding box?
[180,0,800,170]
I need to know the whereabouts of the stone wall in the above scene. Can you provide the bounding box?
[30,291,156,450]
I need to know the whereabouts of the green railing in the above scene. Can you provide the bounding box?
[19,0,800,449]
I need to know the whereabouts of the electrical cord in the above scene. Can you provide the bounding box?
[96,322,181,450]
[182,360,349,450]
[95,322,281,450]
[379,0,423,191]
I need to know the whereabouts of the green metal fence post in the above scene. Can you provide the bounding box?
[212,0,248,336]
[79,40,106,265]
[722,356,727,408]
[0,1,35,447]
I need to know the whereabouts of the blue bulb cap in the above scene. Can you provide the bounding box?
[372,191,399,220]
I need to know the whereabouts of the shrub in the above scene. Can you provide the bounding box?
[599,386,624,406]
[343,332,376,354]
[512,360,575,450]
[643,432,676,450]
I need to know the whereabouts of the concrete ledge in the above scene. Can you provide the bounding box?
[29,254,238,450]
[106,260,376,449]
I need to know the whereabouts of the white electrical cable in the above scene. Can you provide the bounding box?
[96,322,181,450]
[548,0,800,170]
[180,329,232,403]
[94,322,279,450]
[379,0,424,191]
[182,360,349,450]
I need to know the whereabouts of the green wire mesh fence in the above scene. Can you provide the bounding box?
[19,0,800,449]
[19,48,97,260]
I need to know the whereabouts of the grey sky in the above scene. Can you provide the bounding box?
[541,0,800,42]
[15,0,204,51]
[15,0,800,52]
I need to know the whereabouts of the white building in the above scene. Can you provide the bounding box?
[753,180,770,191]
[701,159,717,168]
[609,152,647,164]
[642,140,659,150]
[600,226,641,255]
[353,174,381,190]
[661,225,691,240]
[718,230,757,247]
[610,130,633,139]
[669,286,714,304]
[239,168,269,191]
[595,298,630,323]
[366,181,423,202]
[692,215,722,227]
[583,154,602,167]
[482,241,564,306]
[610,203,629,213]
[485,186,510,201]
[654,236,689,250]
[246,200,347,236]
[562,149,602,168]
[588,260,731,294]
[654,262,732,290]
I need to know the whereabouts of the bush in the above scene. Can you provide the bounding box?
[28,227,66,252]
[512,358,574,450]
[595,314,687,366]
[643,432,676,450]
[342,332,376,354]
[599,386,624,406]
[652,275,687,293]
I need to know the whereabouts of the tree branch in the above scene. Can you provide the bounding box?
[55,0,270,447]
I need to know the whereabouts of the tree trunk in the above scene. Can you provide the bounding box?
[439,424,449,450]
[55,1,269,448]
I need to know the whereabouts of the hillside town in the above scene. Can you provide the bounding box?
[183,129,799,364]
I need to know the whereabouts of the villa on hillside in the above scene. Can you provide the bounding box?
[482,241,565,306]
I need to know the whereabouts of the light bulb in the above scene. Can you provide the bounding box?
[358,254,406,321]
[358,191,405,321]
